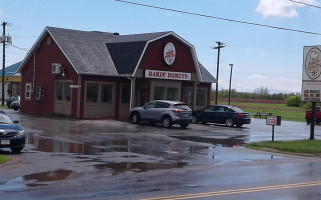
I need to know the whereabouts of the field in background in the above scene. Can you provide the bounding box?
[217,98,306,122]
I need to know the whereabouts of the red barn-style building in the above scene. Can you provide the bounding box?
[17,27,216,119]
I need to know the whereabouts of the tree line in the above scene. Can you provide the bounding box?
[212,86,300,100]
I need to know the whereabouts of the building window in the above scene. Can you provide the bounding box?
[25,83,31,99]
[56,82,71,101]
[182,87,207,107]
[196,89,206,107]
[154,87,165,100]
[36,86,45,100]
[101,84,113,103]
[121,85,130,104]
[167,87,178,101]
[183,88,193,106]
[56,82,63,100]
[86,83,99,102]
[65,82,71,101]
[86,82,114,103]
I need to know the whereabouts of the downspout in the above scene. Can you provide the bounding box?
[32,52,36,91]
[127,76,135,109]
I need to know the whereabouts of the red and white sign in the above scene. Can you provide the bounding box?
[163,43,176,65]
[145,70,191,81]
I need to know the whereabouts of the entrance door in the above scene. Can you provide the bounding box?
[55,82,72,116]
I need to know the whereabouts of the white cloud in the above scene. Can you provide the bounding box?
[256,0,318,18]
[248,74,268,79]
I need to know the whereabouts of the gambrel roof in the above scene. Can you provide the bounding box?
[18,27,216,83]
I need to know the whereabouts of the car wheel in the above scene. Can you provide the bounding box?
[162,116,172,128]
[191,115,198,124]
[225,118,234,127]
[11,147,23,153]
[180,123,189,128]
[131,113,140,124]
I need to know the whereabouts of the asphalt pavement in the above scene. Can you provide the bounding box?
[0,109,321,200]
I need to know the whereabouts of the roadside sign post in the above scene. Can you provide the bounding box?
[266,116,281,142]
[301,46,321,140]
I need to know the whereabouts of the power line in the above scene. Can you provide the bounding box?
[10,44,30,51]
[289,0,321,9]
[114,0,321,36]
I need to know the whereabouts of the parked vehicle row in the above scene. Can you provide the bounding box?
[6,95,20,111]
[129,100,251,128]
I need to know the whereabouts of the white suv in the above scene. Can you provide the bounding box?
[129,100,192,128]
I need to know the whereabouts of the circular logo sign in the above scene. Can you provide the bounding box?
[163,43,176,66]
[305,47,321,80]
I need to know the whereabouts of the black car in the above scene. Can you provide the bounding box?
[0,110,25,153]
[192,105,251,127]
[6,95,20,108]
[10,100,20,111]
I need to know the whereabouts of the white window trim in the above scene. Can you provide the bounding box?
[25,83,32,100]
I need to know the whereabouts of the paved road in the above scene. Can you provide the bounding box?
[0,110,321,199]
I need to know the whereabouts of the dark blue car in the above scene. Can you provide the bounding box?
[192,105,251,127]
[0,110,25,153]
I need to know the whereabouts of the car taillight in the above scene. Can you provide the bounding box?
[172,109,181,114]
[236,113,243,117]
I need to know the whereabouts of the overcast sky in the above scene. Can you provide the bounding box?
[1,0,321,94]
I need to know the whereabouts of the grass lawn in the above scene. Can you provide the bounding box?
[246,140,321,155]
[0,155,9,163]
[217,101,306,122]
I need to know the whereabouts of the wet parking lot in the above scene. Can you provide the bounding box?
[1,109,321,199]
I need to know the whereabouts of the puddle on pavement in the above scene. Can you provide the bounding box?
[0,169,75,190]
[26,133,209,157]
[95,162,187,176]
[171,135,246,147]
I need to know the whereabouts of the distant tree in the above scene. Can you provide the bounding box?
[286,96,301,107]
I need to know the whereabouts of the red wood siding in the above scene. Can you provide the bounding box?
[21,33,79,116]
[139,35,196,73]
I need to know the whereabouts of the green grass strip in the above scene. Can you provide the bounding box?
[0,155,9,164]
[246,140,321,154]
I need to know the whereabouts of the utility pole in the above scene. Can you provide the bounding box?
[228,64,233,105]
[0,22,11,106]
[1,22,7,106]
[213,41,225,105]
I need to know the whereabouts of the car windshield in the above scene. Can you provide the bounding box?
[0,113,13,124]
[174,104,190,110]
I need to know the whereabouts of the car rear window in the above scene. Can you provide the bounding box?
[174,104,191,110]
[230,107,246,113]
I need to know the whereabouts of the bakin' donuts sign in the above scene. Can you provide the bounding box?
[305,47,321,80]
[163,43,176,66]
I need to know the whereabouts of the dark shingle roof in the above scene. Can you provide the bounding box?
[47,27,118,75]
[20,27,216,83]
[106,41,146,74]
[199,62,216,83]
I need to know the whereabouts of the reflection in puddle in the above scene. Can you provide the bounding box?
[26,133,208,158]
[27,133,132,155]
[95,162,187,176]
[171,135,247,147]
[0,169,75,190]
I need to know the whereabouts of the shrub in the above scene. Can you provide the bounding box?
[302,102,312,110]
[286,96,301,107]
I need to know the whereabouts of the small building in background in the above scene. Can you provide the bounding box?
[0,61,22,100]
